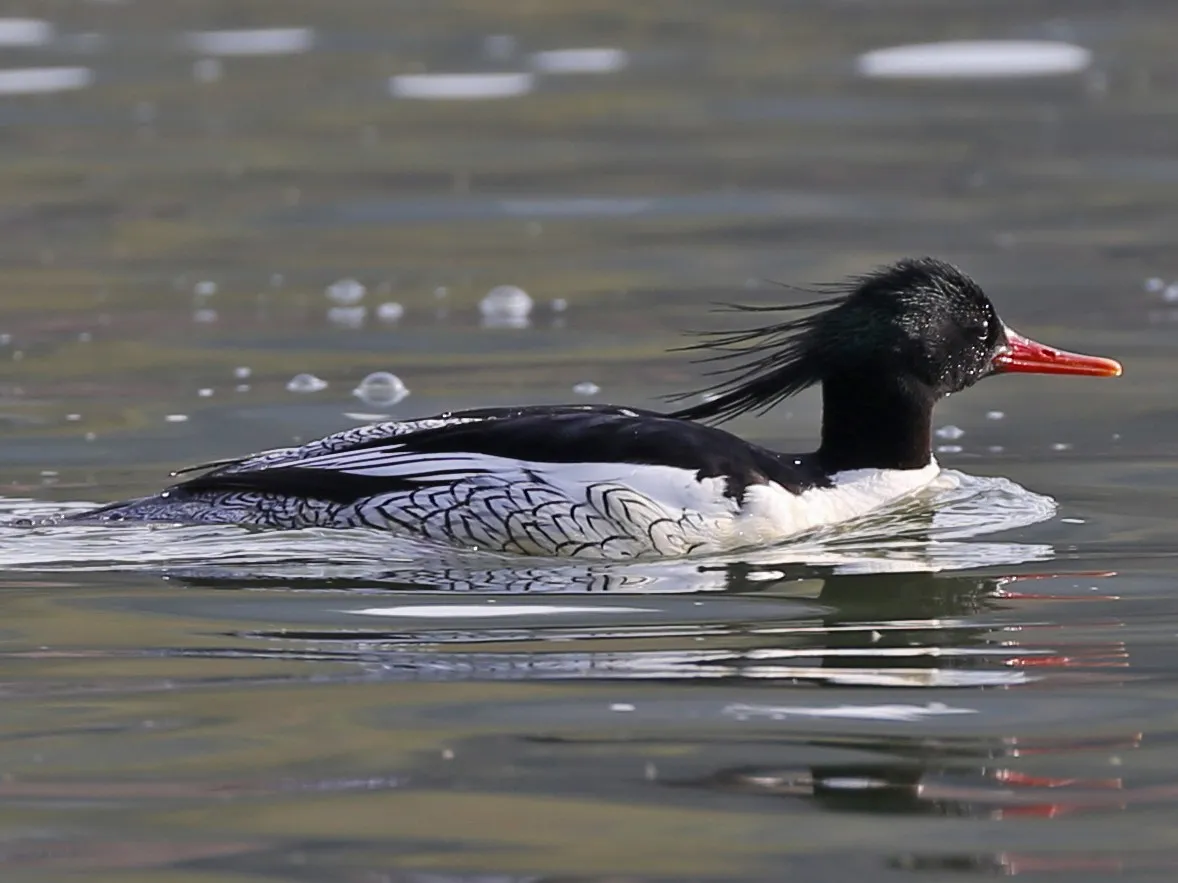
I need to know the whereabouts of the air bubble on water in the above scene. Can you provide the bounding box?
[434,286,449,299]
[573,381,600,396]
[84,431,96,441]
[327,305,366,328]
[1051,442,1072,452]
[193,280,217,296]
[985,410,1005,421]
[193,308,218,323]
[235,384,250,393]
[234,366,251,379]
[988,444,1005,453]
[326,277,366,305]
[193,57,222,83]
[479,285,533,328]
[1163,284,1178,304]
[1145,277,1165,293]
[65,413,81,422]
[935,425,965,440]
[0,333,10,345]
[376,302,405,323]
[198,388,214,397]
[77,331,91,342]
[352,371,409,407]
[551,297,568,312]
[165,414,189,423]
[286,373,328,393]
[483,34,517,59]
[936,444,963,454]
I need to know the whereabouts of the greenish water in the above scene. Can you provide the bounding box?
[1,1,1178,880]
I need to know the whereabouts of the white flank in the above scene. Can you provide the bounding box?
[735,460,940,547]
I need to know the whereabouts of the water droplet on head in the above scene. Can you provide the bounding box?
[352,371,409,407]
[326,278,366,305]
[286,373,328,393]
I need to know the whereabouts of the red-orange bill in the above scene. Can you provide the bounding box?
[991,328,1123,378]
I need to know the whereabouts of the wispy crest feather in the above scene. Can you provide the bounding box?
[666,288,847,424]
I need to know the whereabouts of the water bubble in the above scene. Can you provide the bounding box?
[985,410,1005,421]
[434,286,449,299]
[987,445,1005,453]
[531,47,629,75]
[286,373,327,393]
[573,381,600,396]
[1145,277,1166,293]
[1050,442,1072,452]
[1163,284,1178,304]
[376,302,405,323]
[193,57,223,83]
[77,331,92,342]
[165,414,189,423]
[551,297,568,312]
[935,424,965,440]
[484,34,517,59]
[233,366,252,379]
[480,285,533,328]
[326,277,366,305]
[192,308,218,323]
[235,384,250,393]
[327,305,366,328]
[353,371,409,407]
[390,72,534,101]
[65,413,81,422]
[936,444,963,454]
[270,273,285,288]
[198,388,214,398]
[193,280,218,296]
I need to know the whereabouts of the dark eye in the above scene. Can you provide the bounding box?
[965,318,989,340]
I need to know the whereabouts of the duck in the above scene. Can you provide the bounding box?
[71,257,1121,559]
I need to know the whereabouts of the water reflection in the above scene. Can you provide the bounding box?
[148,569,1126,691]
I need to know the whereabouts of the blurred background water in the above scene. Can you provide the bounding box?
[1,1,1178,880]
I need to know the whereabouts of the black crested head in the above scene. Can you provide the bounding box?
[668,256,1006,426]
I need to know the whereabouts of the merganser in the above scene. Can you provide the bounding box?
[72,257,1121,559]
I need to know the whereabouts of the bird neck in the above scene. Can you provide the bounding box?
[817,375,934,473]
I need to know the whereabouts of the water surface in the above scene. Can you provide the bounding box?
[0,1,1177,880]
